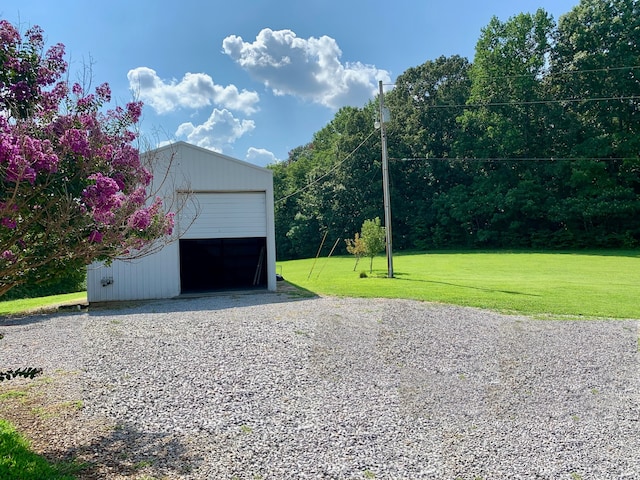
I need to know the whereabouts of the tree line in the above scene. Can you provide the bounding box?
[270,0,640,260]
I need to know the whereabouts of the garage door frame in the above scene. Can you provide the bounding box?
[177,191,271,293]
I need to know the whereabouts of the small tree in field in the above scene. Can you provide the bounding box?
[345,232,365,271]
[0,20,174,298]
[360,217,386,274]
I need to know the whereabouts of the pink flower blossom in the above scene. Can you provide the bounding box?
[95,83,111,102]
[126,101,143,123]
[128,209,152,231]
[25,25,44,48]
[112,144,139,169]
[61,128,90,157]
[164,212,175,235]
[77,94,96,111]
[88,230,103,243]
[1,217,17,229]
[96,144,114,161]
[6,156,37,184]
[1,250,16,263]
[0,20,20,46]
[128,187,147,206]
[32,140,59,173]
[82,173,124,224]
[40,82,69,114]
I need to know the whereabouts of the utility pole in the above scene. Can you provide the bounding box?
[378,80,394,278]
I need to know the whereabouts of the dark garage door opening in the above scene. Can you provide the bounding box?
[180,237,267,293]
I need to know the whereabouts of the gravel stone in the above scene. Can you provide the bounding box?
[1,293,638,479]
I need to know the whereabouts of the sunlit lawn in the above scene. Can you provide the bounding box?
[0,419,83,480]
[0,292,87,317]
[278,250,640,319]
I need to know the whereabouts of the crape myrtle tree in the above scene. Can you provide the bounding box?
[0,20,175,297]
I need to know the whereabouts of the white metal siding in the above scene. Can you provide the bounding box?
[87,242,180,302]
[180,192,267,239]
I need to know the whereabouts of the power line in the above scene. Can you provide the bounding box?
[392,156,635,162]
[470,65,640,82]
[384,64,640,109]
[275,129,377,204]
[389,64,640,86]
[412,95,640,110]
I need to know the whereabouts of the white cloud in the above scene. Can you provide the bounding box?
[246,147,278,166]
[128,67,260,115]
[222,28,391,109]
[174,108,255,151]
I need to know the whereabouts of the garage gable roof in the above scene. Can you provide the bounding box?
[145,141,273,193]
[147,141,272,175]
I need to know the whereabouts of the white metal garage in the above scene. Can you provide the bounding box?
[86,142,277,302]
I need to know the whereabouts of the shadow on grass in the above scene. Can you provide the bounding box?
[391,273,542,297]
[394,248,640,259]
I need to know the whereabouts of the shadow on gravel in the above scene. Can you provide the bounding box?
[0,310,85,327]
[45,421,199,480]
[87,281,317,317]
[0,282,318,323]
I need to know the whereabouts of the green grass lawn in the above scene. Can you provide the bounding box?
[0,293,89,479]
[278,250,640,319]
[0,419,82,480]
[0,292,87,317]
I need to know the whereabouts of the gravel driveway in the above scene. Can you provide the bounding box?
[1,292,639,479]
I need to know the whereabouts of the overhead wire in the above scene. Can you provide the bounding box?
[385,64,640,109]
[392,156,635,162]
[275,127,384,268]
[382,64,639,161]
[275,129,377,204]
[387,64,640,85]
[413,95,640,110]
[465,65,640,82]
[275,65,639,202]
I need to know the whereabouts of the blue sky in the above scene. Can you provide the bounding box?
[3,0,579,166]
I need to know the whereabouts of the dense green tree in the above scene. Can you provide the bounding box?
[450,9,562,247]
[456,9,556,158]
[271,106,382,260]
[270,144,317,259]
[385,56,472,249]
[548,0,640,246]
[551,0,640,159]
[270,2,640,257]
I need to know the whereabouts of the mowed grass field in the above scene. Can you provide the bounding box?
[278,250,640,319]
[0,292,86,317]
